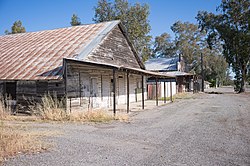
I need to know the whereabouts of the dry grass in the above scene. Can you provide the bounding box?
[160,92,194,101]
[70,110,113,122]
[159,93,194,102]
[174,92,194,100]
[0,98,39,163]
[1,94,129,123]
[35,94,67,121]
[41,107,67,121]
[0,94,129,164]
[33,94,129,123]
[0,97,11,120]
[114,113,129,122]
[70,111,129,123]
[159,96,172,101]
[0,122,48,164]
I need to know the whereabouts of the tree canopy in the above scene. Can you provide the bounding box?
[70,14,81,26]
[196,0,250,92]
[5,20,26,35]
[171,21,205,70]
[153,21,228,86]
[93,0,152,62]
[152,32,175,58]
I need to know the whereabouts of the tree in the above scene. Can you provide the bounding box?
[196,0,250,92]
[93,0,115,22]
[171,21,205,72]
[202,48,228,87]
[5,20,26,35]
[154,21,228,86]
[152,33,175,58]
[70,14,81,26]
[4,30,10,35]
[93,0,152,61]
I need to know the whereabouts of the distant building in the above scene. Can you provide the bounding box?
[145,56,193,99]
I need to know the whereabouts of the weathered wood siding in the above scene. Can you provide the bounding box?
[147,81,176,99]
[16,81,36,105]
[7,80,66,108]
[86,26,141,69]
[47,81,65,97]
[66,62,147,112]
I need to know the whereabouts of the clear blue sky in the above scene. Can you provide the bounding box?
[0,0,221,38]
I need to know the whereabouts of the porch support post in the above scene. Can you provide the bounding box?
[164,80,166,103]
[193,75,195,94]
[101,74,103,100]
[155,77,158,106]
[79,72,81,106]
[63,59,68,112]
[113,68,116,116]
[126,71,130,113]
[170,80,173,102]
[141,75,144,109]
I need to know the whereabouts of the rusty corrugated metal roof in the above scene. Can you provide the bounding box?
[0,21,115,80]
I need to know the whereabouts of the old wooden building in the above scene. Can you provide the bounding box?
[145,56,193,99]
[0,20,173,113]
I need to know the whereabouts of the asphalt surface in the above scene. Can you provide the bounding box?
[4,87,250,166]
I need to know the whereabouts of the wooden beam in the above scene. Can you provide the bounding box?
[164,81,166,103]
[201,52,204,92]
[142,75,144,109]
[79,72,81,106]
[127,71,129,113]
[156,77,158,106]
[63,59,68,112]
[170,81,173,102]
[193,75,195,94]
[113,68,116,116]
[101,74,103,101]
[69,98,72,113]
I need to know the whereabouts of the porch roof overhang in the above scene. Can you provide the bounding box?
[64,58,174,78]
[161,71,193,77]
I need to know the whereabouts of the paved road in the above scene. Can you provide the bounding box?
[5,87,250,166]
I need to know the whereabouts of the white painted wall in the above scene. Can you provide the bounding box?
[67,72,148,111]
[160,81,177,98]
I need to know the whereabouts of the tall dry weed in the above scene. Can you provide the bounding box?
[0,96,11,119]
[69,110,113,122]
[25,93,129,123]
[36,93,67,121]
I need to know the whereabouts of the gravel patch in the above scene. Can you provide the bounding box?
[4,87,250,166]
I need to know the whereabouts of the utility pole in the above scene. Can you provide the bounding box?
[201,52,204,92]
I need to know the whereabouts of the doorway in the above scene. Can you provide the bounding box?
[5,82,17,100]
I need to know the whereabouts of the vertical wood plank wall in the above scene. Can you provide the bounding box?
[65,63,147,112]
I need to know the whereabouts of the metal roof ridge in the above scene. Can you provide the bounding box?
[0,20,121,38]
[145,56,179,62]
